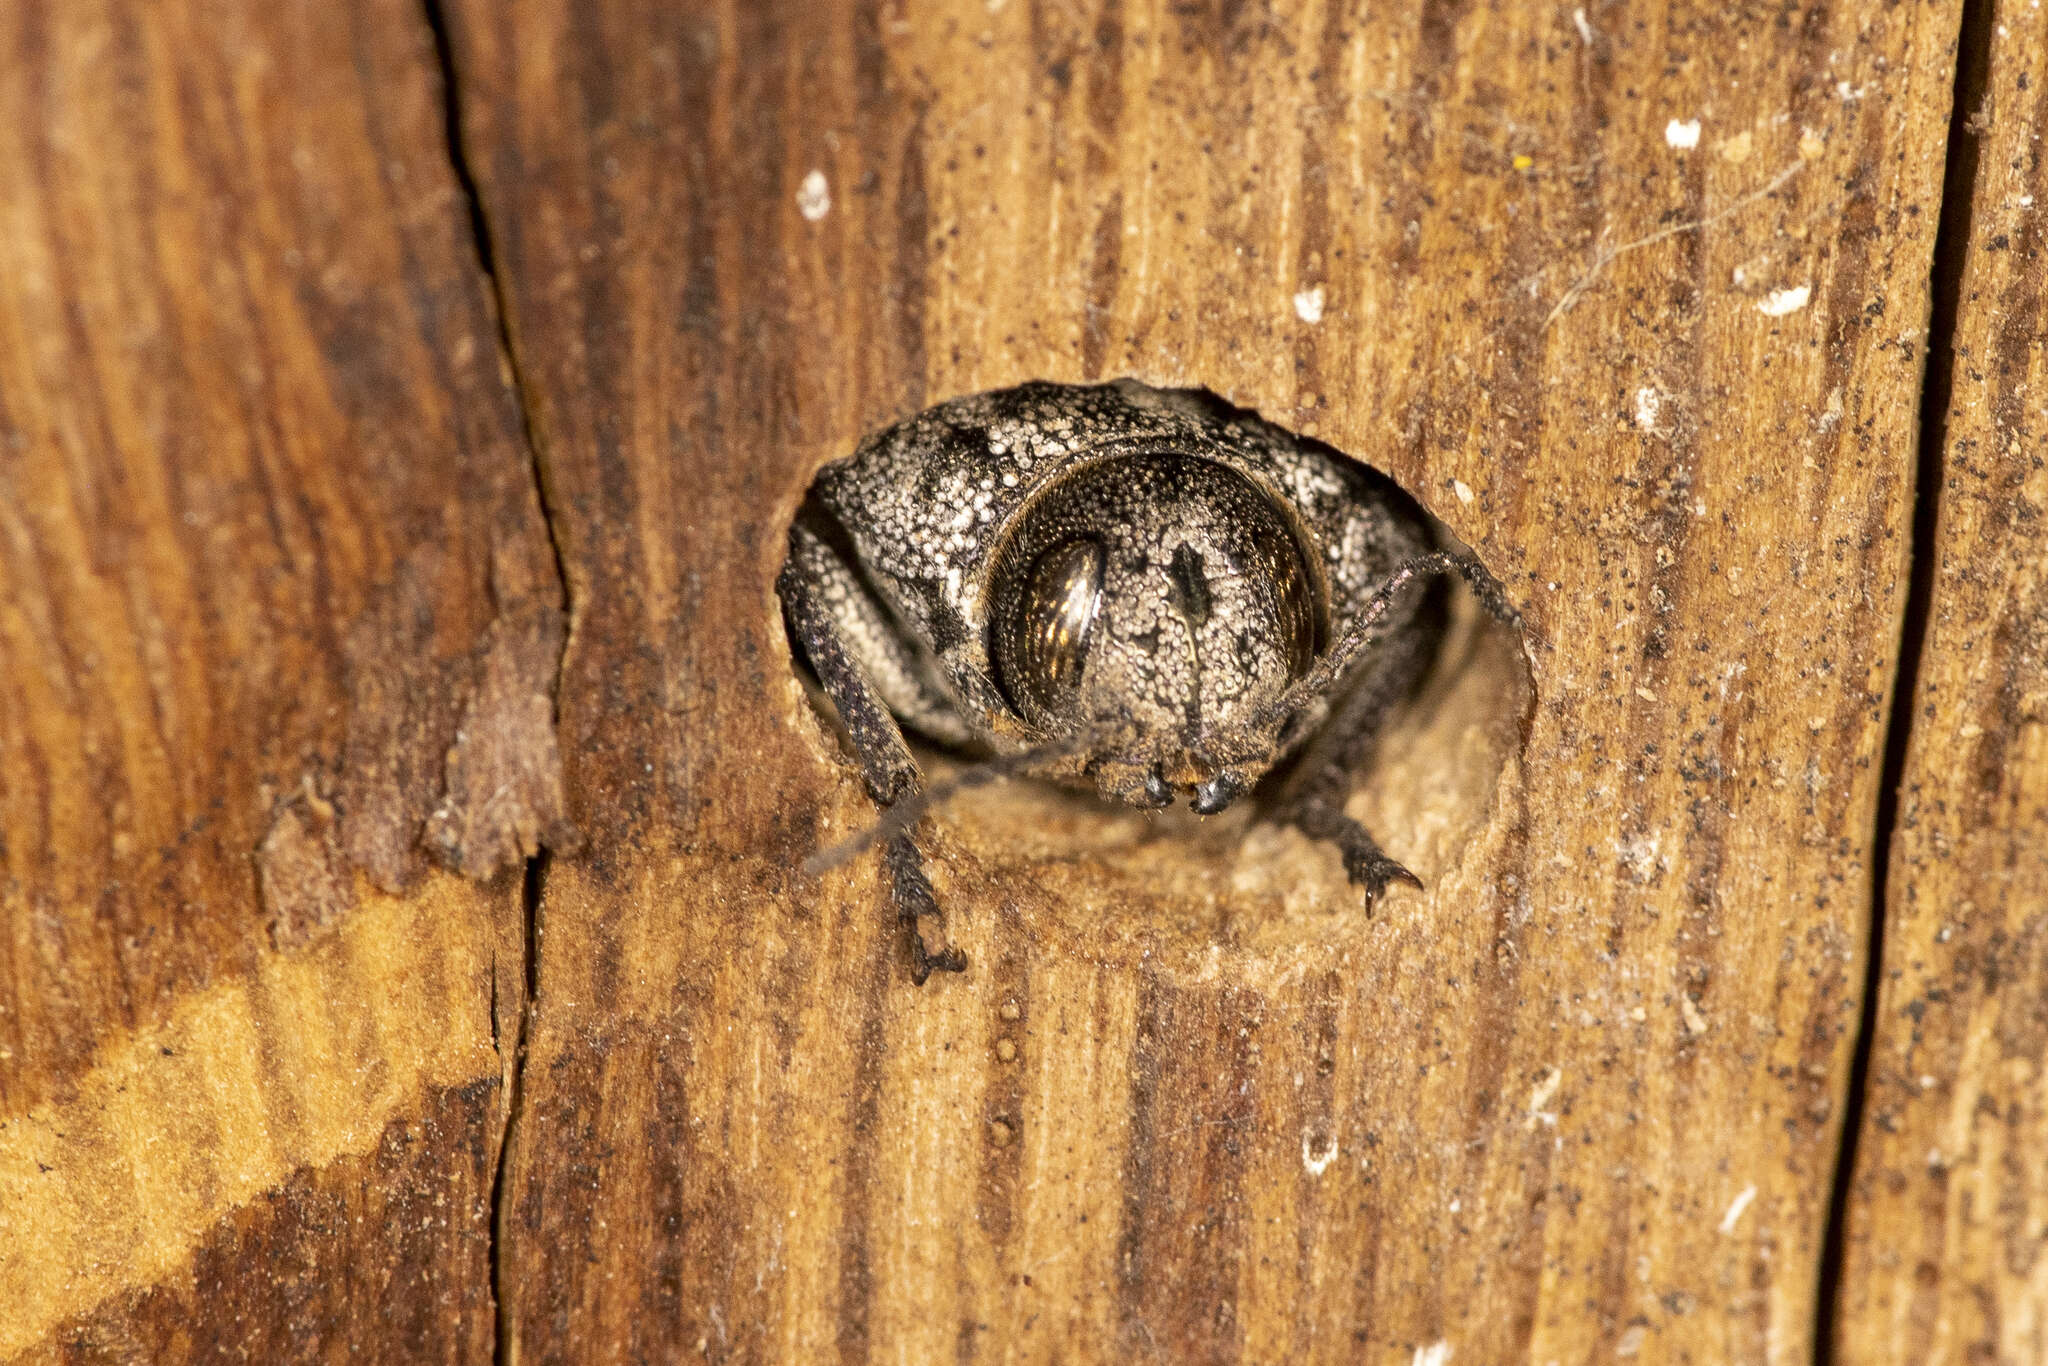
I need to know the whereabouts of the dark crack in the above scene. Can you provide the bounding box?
[420,0,571,646]
[1813,0,1994,1358]
[491,848,547,1365]
[419,2,563,1362]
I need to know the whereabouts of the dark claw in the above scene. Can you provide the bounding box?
[909,936,969,986]
[1286,796,1423,913]
[1342,848,1424,909]
[886,832,969,985]
[1140,770,1176,808]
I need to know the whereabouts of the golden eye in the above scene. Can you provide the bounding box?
[1000,538,1105,719]
[1263,534,1320,681]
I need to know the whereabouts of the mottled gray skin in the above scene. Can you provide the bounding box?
[780,379,1445,981]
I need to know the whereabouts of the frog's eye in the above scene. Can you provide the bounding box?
[996,537,1104,719]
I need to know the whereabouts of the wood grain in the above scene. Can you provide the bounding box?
[1835,6,2048,1362]
[0,0,563,1354]
[444,1,1958,1361]
[15,0,2048,1361]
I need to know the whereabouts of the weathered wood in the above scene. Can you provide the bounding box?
[0,0,564,1355]
[20,0,2048,1361]
[1835,8,2048,1362]
[445,1,1957,1361]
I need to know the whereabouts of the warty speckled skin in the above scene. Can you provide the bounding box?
[780,378,1465,982]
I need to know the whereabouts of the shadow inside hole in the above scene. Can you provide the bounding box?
[923,572,1528,975]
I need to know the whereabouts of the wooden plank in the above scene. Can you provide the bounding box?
[0,0,566,1355]
[1834,7,2048,1362]
[449,0,1959,1360]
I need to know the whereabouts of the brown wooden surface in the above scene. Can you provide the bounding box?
[1835,6,2048,1362]
[0,0,563,1357]
[6,0,2047,1363]
[450,1,1949,1362]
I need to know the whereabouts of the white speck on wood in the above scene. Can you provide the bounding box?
[1758,285,1811,316]
[1527,1067,1561,1128]
[1617,1324,1648,1356]
[1818,385,1845,432]
[1301,1130,1339,1176]
[1453,479,1474,505]
[1681,995,1710,1036]
[1719,1184,1758,1233]
[1293,285,1325,324]
[1665,118,1702,149]
[1633,386,1662,432]
[1572,7,1595,44]
[797,170,831,222]
[1413,1342,1453,1366]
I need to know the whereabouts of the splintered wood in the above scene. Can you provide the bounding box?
[0,0,556,1357]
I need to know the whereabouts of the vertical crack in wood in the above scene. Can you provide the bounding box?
[493,849,548,1366]
[419,2,560,1362]
[418,0,572,640]
[1813,1,1994,1358]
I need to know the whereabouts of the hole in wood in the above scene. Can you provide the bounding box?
[780,379,1529,982]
